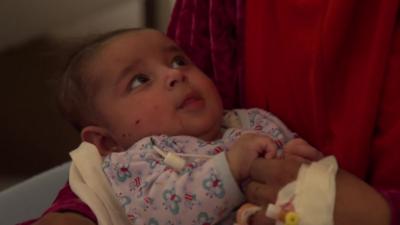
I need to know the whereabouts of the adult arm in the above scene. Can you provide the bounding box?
[17,183,97,225]
[32,212,95,225]
[245,159,391,225]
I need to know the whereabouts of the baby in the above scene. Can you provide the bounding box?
[59,28,322,225]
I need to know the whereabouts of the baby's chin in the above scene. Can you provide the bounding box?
[191,127,223,142]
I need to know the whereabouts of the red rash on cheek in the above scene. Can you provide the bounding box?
[121,133,131,138]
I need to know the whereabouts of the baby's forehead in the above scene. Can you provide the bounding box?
[91,29,184,69]
[85,29,181,91]
[103,29,175,52]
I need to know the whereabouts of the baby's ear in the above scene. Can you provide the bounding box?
[81,126,121,156]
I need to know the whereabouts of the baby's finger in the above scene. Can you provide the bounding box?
[264,150,276,159]
[284,140,323,161]
[252,134,277,152]
[284,138,308,147]
[283,153,311,164]
[243,133,277,157]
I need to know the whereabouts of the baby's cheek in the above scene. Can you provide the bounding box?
[126,104,177,138]
[118,133,134,149]
[116,119,144,148]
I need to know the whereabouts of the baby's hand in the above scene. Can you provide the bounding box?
[282,138,324,163]
[227,133,277,182]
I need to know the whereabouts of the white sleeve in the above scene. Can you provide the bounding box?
[235,108,296,145]
[102,137,244,225]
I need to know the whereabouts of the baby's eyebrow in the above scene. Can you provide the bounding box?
[115,59,142,86]
[163,45,182,54]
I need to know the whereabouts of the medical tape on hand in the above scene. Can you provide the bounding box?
[265,156,338,225]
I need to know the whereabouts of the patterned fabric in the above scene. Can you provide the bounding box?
[103,108,295,225]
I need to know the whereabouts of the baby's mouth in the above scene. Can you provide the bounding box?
[178,91,204,110]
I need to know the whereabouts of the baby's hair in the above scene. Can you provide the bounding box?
[57,27,146,131]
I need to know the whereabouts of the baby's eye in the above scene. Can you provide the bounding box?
[171,56,187,69]
[130,74,150,90]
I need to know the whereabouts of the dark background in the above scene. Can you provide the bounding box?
[0,38,81,179]
[0,0,174,190]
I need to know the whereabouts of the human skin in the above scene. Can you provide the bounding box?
[33,139,322,225]
[245,145,391,225]
[80,29,224,155]
[32,212,95,225]
[32,30,327,225]
[36,168,390,225]
[80,28,291,182]
[80,29,312,183]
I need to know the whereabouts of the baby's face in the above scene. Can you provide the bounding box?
[87,29,223,148]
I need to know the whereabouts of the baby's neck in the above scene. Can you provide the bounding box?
[199,129,223,142]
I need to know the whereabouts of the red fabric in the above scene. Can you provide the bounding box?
[17,183,97,225]
[18,0,400,224]
[245,0,400,223]
[167,0,245,108]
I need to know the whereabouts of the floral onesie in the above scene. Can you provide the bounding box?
[102,108,295,225]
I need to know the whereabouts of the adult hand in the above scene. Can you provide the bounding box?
[244,158,302,225]
[283,138,324,162]
[243,138,320,213]
[244,160,391,225]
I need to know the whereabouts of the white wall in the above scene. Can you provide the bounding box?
[0,0,145,50]
[50,0,145,39]
[153,0,176,32]
[0,0,177,192]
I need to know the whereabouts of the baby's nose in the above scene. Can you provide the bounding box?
[166,69,186,89]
